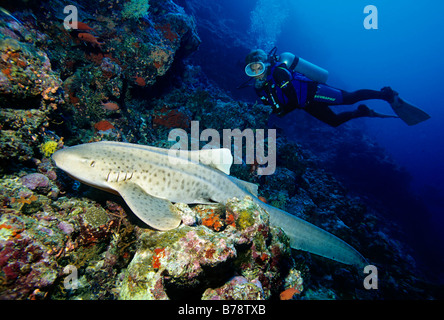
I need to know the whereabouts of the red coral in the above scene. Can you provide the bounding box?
[68,91,80,105]
[202,213,223,232]
[0,223,24,239]
[152,248,165,269]
[153,106,190,129]
[86,52,104,65]
[153,61,163,70]
[133,76,146,87]
[2,265,20,282]
[155,23,178,42]
[205,248,216,259]
[1,67,12,77]
[225,212,236,227]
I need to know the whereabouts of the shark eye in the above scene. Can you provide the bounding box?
[90,161,96,167]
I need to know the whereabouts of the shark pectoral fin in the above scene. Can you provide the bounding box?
[115,182,181,231]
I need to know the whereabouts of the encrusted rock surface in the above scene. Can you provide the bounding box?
[118,197,295,300]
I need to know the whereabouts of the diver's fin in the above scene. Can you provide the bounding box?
[357,104,398,119]
[369,110,399,119]
[390,95,430,126]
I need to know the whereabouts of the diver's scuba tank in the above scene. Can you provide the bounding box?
[278,52,329,83]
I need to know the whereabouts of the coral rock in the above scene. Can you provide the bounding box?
[202,276,265,300]
[118,197,293,300]
[20,173,50,194]
[0,37,63,106]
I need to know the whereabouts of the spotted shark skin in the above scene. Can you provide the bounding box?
[52,141,367,267]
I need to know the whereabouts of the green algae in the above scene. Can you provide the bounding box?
[236,209,255,230]
[82,205,109,228]
[138,225,194,250]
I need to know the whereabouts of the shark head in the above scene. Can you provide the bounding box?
[52,144,111,190]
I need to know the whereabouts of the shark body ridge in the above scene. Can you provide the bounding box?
[52,141,367,267]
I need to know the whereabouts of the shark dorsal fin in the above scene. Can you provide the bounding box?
[195,148,233,175]
[173,148,232,175]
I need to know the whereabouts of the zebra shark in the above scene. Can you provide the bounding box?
[52,141,367,267]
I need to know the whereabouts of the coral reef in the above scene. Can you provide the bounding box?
[0,37,62,106]
[121,0,151,20]
[40,140,59,158]
[152,106,191,129]
[118,197,294,300]
[0,0,442,301]
[0,15,64,171]
[202,276,265,300]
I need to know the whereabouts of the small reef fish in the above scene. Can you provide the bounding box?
[101,101,119,111]
[78,33,103,48]
[52,141,368,268]
[75,21,95,32]
[279,287,301,300]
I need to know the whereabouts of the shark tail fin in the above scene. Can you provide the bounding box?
[259,200,368,268]
[0,7,23,24]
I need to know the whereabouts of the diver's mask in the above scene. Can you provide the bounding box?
[245,61,267,77]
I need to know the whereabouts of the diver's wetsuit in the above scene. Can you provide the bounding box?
[257,65,392,127]
[306,87,389,127]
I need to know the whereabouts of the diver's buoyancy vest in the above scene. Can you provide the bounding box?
[257,63,313,115]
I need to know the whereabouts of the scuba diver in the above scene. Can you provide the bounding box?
[244,49,430,127]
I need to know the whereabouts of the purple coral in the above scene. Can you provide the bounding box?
[58,221,74,235]
[20,173,50,193]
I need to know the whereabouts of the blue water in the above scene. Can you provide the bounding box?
[277,0,444,195]
[276,0,444,275]
[185,0,444,281]
[277,0,444,260]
